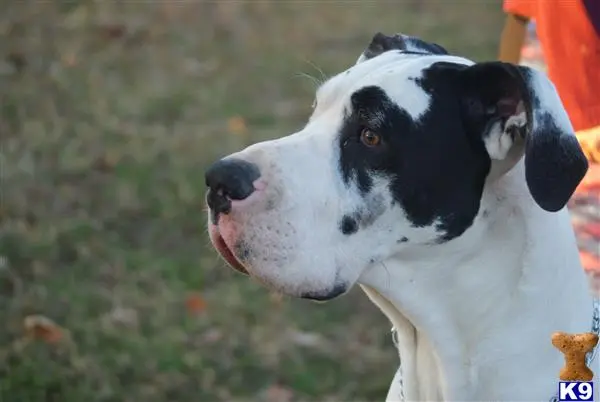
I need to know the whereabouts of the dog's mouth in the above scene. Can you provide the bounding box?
[209,225,249,275]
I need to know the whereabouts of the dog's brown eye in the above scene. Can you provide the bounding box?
[360,128,381,147]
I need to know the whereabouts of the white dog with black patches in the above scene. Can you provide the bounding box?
[205,33,599,401]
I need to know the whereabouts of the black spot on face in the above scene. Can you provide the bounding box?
[340,215,358,235]
[339,194,387,235]
[338,70,491,242]
[397,236,409,243]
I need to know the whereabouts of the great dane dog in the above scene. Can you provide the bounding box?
[205,33,599,401]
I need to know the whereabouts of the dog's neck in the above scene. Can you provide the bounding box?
[359,162,594,401]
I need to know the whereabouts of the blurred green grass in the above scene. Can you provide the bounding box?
[0,1,503,401]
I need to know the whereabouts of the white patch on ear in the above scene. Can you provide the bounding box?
[484,121,514,161]
[484,110,527,161]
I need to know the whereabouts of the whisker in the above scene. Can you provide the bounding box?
[293,71,323,88]
[302,58,328,82]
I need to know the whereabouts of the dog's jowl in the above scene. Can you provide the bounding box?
[205,32,595,401]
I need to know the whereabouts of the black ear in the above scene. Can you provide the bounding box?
[457,62,588,212]
[358,32,406,63]
[356,32,448,64]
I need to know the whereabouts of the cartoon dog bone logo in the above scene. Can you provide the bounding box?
[552,332,599,381]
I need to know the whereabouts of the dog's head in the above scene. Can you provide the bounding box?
[205,33,588,300]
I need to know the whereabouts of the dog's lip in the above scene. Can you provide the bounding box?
[211,228,249,275]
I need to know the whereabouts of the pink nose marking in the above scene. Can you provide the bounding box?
[253,179,267,191]
[218,214,240,244]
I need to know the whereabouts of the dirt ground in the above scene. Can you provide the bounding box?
[0,2,506,401]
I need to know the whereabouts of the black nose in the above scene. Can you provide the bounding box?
[205,158,261,215]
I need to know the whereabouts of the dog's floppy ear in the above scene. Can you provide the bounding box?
[356,32,448,64]
[458,62,588,212]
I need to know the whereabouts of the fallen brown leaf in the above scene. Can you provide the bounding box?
[185,293,207,315]
[97,24,127,41]
[92,152,120,172]
[227,116,248,136]
[62,52,77,67]
[23,315,64,344]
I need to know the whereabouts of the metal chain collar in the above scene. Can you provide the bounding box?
[390,298,600,402]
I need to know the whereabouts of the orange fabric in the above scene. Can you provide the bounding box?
[577,163,600,192]
[576,126,600,163]
[503,0,536,21]
[573,127,600,272]
[503,0,600,132]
